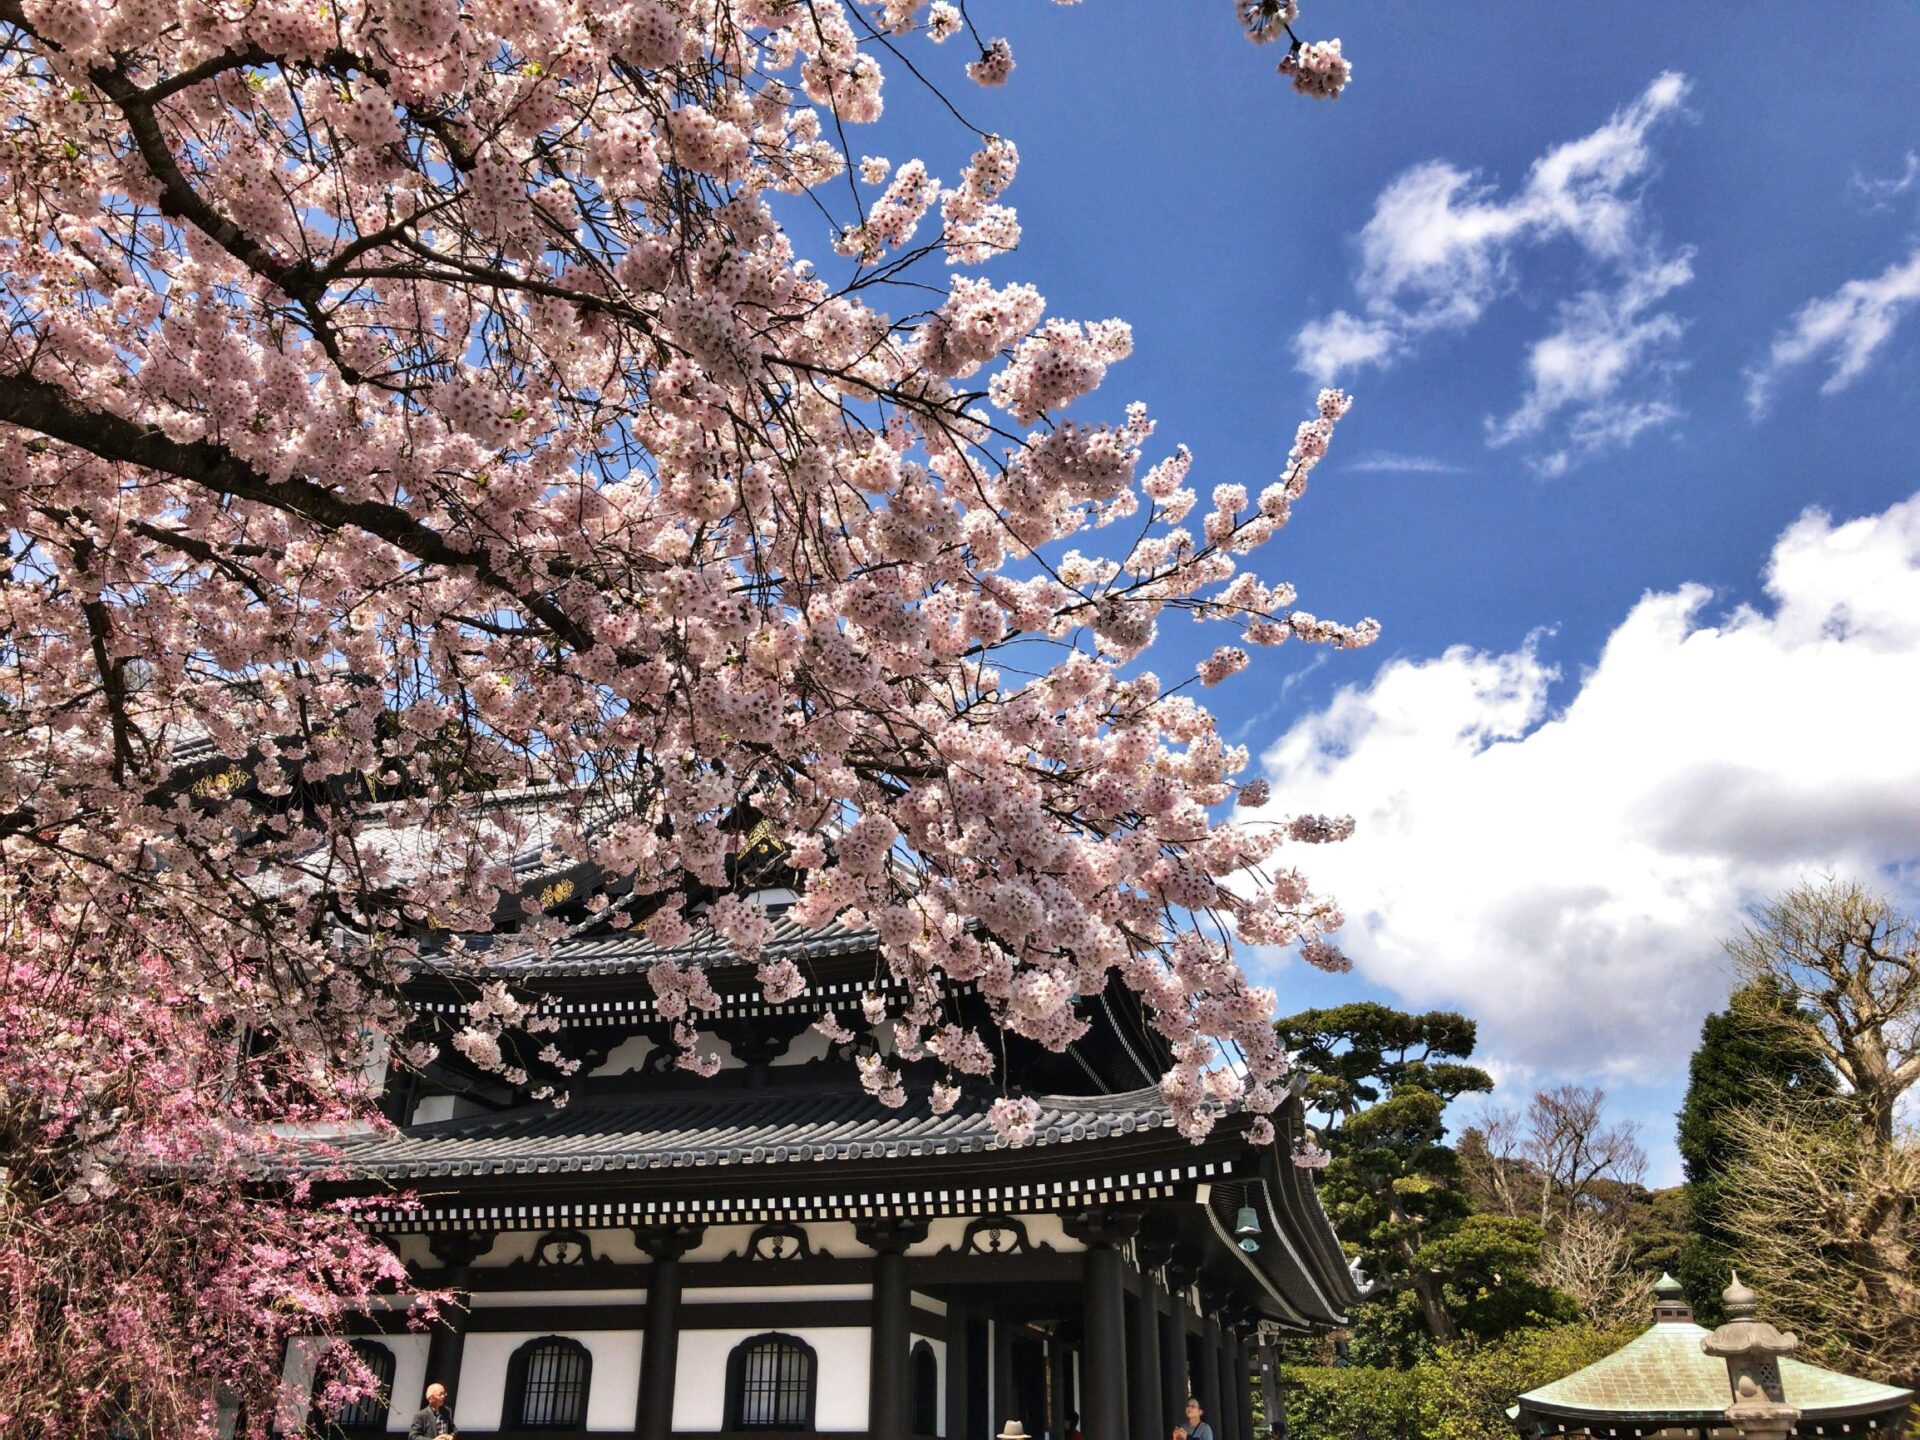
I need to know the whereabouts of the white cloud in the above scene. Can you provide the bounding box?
[1294,72,1693,472]
[1851,151,1920,210]
[1487,252,1692,475]
[1745,247,1920,415]
[1344,451,1469,475]
[1242,490,1920,1082]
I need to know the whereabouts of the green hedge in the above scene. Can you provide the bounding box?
[1280,1324,1636,1440]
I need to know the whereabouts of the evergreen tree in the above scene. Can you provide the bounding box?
[1675,979,1835,1322]
[1278,1004,1571,1363]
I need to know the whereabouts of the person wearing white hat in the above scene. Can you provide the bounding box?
[998,1422,1030,1440]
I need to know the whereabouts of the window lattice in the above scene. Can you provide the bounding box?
[332,1341,394,1431]
[734,1335,814,1430]
[517,1338,590,1429]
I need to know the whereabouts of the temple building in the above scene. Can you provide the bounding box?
[1510,1276,1912,1440]
[284,814,1363,1440]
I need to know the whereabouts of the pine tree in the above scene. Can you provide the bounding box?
[1278,1004,1571,1362]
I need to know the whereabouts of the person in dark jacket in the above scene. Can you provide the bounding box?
[408,1382,456,1438]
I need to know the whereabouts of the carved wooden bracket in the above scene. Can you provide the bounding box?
[855,1216,930,1254]
[633,1222,706,1263]
[425,1229,496,1267]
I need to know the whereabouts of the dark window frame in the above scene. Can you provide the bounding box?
[910,1338,939,1438]
[725,1332,819,1432]
[313,1338,396,1435]
[504,1334,594,1431]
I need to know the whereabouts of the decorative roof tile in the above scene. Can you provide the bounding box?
[318,1085,1175,1180]
[1518,1321,1913,1421]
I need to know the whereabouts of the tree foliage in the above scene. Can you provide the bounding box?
[1675,979,1835,1323]
[1276,1004,1576,1362]
[1718,1099,1920,1385]
[1279,1324,1636,1440]
[1727,879,1920,1142]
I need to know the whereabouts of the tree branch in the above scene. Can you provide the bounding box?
[0,372,595,652]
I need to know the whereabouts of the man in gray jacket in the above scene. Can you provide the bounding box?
[408,1382,456,1439]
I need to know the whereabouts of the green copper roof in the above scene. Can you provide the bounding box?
[1517,1320,1913,1421]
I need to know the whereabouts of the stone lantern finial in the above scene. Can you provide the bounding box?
[1701,1274,1801,1440]
[1652,1273,1693,1323]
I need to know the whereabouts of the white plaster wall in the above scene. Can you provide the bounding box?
[470,1287,647,1307]
[384,1334,431,1430]
[587,1008,833,1074]
[277,1329,431,1433]
[911,1291,948,1316]
[472,1231,538,1266]
[388,1234,439,1268]
[458,1329,642,1432]
[683,1283,870,1303]
[594,1227,650,1263]
[592,1032,653,1075]
[278,1336,327,1434]
[673,1328,871,1433]
[409,1092,494,1124]
[774,1027,835,1067]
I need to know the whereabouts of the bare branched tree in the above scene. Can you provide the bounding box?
[1719,1100,1920,1384]
[1461,1106,1533,1219]
[1538,1209,1655,1326]
[1729,879,1920,1142]
[1525,1084,1648,1230]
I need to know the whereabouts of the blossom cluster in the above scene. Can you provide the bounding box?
[0,915,436,1436]
[0,1,1369,1419]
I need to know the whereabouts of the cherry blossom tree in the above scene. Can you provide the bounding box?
[0,0,1363,1430]
[0,915,433,1436]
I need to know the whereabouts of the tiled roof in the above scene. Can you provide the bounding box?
[1518,1321,1913,1420]
[463,913,879,977]
[320,1084,1175,1180]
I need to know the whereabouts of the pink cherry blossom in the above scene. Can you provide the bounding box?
[0,1,1369,1422]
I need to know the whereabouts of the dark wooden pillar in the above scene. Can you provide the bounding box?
[1160,1265,1194,1432]
[1232,1337,1253,1440]
[636,1224,703,1440]
[1214,1335,1234,1440]
[1083,1244,1126,1440]
[1127,1282,1162,1440]
[1215,1335,1236,1440]
[874,1249,911,1440]
[422,1290,469,1399]
[858,1219,929,1440]
[993,1316,1014,1437]
[1258,1343,1279,1434]
[1050,1332,1074,1438]
[1064,1209,1139,1440]
[1196,1303,1224,1438]
[422,1230,491,1405]
[947,1305,972,1440]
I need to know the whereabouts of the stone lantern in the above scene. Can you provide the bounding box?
[1701,1275,1801,1440]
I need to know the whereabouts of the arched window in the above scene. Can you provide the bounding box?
[315,1339,395,1433]
[910,1339,939,1437]
[726,1332,817,1431]
[506,1335,593,1430]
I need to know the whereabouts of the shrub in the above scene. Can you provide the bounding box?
[1280,1323,1637,1440]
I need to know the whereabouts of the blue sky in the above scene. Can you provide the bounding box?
[866,3,1920,1182]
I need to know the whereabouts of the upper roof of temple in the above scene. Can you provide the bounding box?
[421,909,876,979]
[316,1083,1178,1180]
